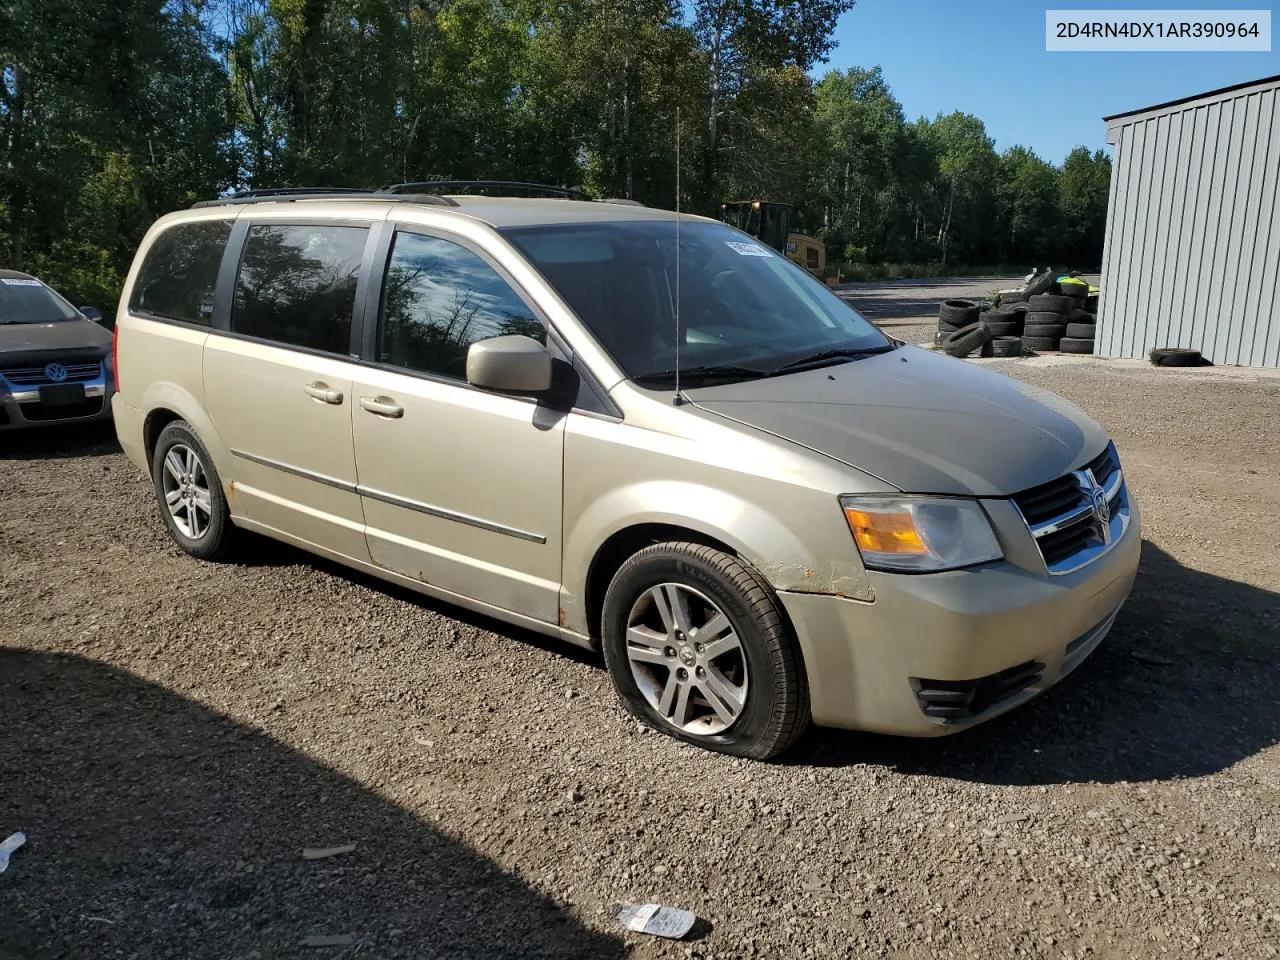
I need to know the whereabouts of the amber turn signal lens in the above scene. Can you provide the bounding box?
[843,507,928,555]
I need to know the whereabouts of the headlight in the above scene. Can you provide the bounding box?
[840,495,1002,572]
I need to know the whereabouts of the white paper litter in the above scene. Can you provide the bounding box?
[0,832,26,873]
[614,902,696,939]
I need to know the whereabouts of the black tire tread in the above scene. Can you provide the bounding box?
[987,336,1024,357]
[1065,321,1096,339]
[938,298,980,323]
[941,321,992,357]
[1028,293,1072,313]
[1023,322,1067,339]
[1022,335,1059,352]
[601,542,810,761]
[1060,337,1095,354]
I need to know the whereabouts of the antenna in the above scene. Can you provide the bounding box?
[673,106,684,406]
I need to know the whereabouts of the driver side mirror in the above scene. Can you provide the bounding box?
[466,335,553,394]
[80,306,111,328]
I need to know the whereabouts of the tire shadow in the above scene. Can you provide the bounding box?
[0,649,625,960]
[792,540,1280,784]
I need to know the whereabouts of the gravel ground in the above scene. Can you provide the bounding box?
[2,337,1278,959]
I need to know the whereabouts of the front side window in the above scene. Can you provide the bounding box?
[503,220,889,385]
[231,224,368,354]
[377,231,544,380]
[128,219,232,326]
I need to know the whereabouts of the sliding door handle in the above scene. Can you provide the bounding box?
[304,382,344,404]
[360,396,404,419]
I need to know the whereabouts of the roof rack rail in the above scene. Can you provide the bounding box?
[599,197,647,207]
[384,180,593,201]
[191,188,458,209]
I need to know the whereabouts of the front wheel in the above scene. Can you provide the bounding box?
[601,542,810,760]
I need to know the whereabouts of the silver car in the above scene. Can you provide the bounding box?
[111,189,1141,760]
[0,270,115,431]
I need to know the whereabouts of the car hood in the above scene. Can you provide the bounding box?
[686,346,1109,497]
[0,318,111,357]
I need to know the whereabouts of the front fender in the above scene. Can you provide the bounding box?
[562,479,873,635]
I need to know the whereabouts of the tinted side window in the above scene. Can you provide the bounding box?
[231,224,368,354]
[378,232,544,380]
[128,220,232,326]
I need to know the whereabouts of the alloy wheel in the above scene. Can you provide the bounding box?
[625,582,749,735]
[161,443,212,540]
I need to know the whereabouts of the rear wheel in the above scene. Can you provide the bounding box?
[151,421,239,561]
[601,542,810,760]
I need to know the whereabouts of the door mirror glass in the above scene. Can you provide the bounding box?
[466,335,552,394]
[80,306,105,324]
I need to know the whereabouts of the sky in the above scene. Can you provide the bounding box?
[821,0,1280,163]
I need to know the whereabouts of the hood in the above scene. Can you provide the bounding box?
[0,318,112,358]
[686,346,1109,497]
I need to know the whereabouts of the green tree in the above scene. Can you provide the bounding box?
[1059,146,1111,268]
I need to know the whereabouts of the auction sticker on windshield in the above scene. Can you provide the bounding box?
[725,241,773,257]
[1,279,43,286]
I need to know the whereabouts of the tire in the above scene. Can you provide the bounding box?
[1058,279,1089,298]
[987,336,1023,358]
[151,420,240,561]
[1025,310,1063,325]
[941,321,992,358]
[934,319,962,345]
[1023,322,1067,339]
[983,318,1019,337]
[1068,308,1094,323]
[1022,335,1059,352]
[1086,295,1100,313]
[939,298,980,324]
[601,542,810,760]
[1024,268,1055,297]
[1028,293,1072,313]
[1065,321,1097,339]
[1149,347,1203,367]
[997,291,1027,305]
[1060,337,1095,355]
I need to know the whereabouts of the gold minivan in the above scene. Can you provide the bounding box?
[112,188,1141,760]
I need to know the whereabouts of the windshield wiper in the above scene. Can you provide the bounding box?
[770,343,897,374]
[633,363,771,385]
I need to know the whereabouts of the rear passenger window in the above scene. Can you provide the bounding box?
[129,220,232,326]
[232,224,368,355]
[377,231,544,380]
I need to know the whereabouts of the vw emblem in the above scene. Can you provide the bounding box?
[44,362,68,382]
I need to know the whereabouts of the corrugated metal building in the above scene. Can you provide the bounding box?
[1098,74,1280,366]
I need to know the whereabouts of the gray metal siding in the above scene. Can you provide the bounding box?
[1098,79,1280,366]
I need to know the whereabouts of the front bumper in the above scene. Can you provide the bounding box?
[0,367,115,431]
[779,498,1142,736]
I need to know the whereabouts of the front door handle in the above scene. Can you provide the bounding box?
[360,396,404,419]
[304,381,344,405]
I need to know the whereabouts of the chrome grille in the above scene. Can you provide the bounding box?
[0,361,102,385]
[1012,442,1130,575]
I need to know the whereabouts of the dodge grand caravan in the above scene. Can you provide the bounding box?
[111,187,1141,760]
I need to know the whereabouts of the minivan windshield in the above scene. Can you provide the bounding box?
[503,220,891,385]
[0,277,81,324]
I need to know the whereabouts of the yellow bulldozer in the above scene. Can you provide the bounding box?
[718,200,836,286]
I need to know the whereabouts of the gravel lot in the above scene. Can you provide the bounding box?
[2,304,1278,959]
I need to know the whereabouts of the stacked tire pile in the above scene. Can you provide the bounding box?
[1020,292,1097,355]
[936,269,1101,359]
